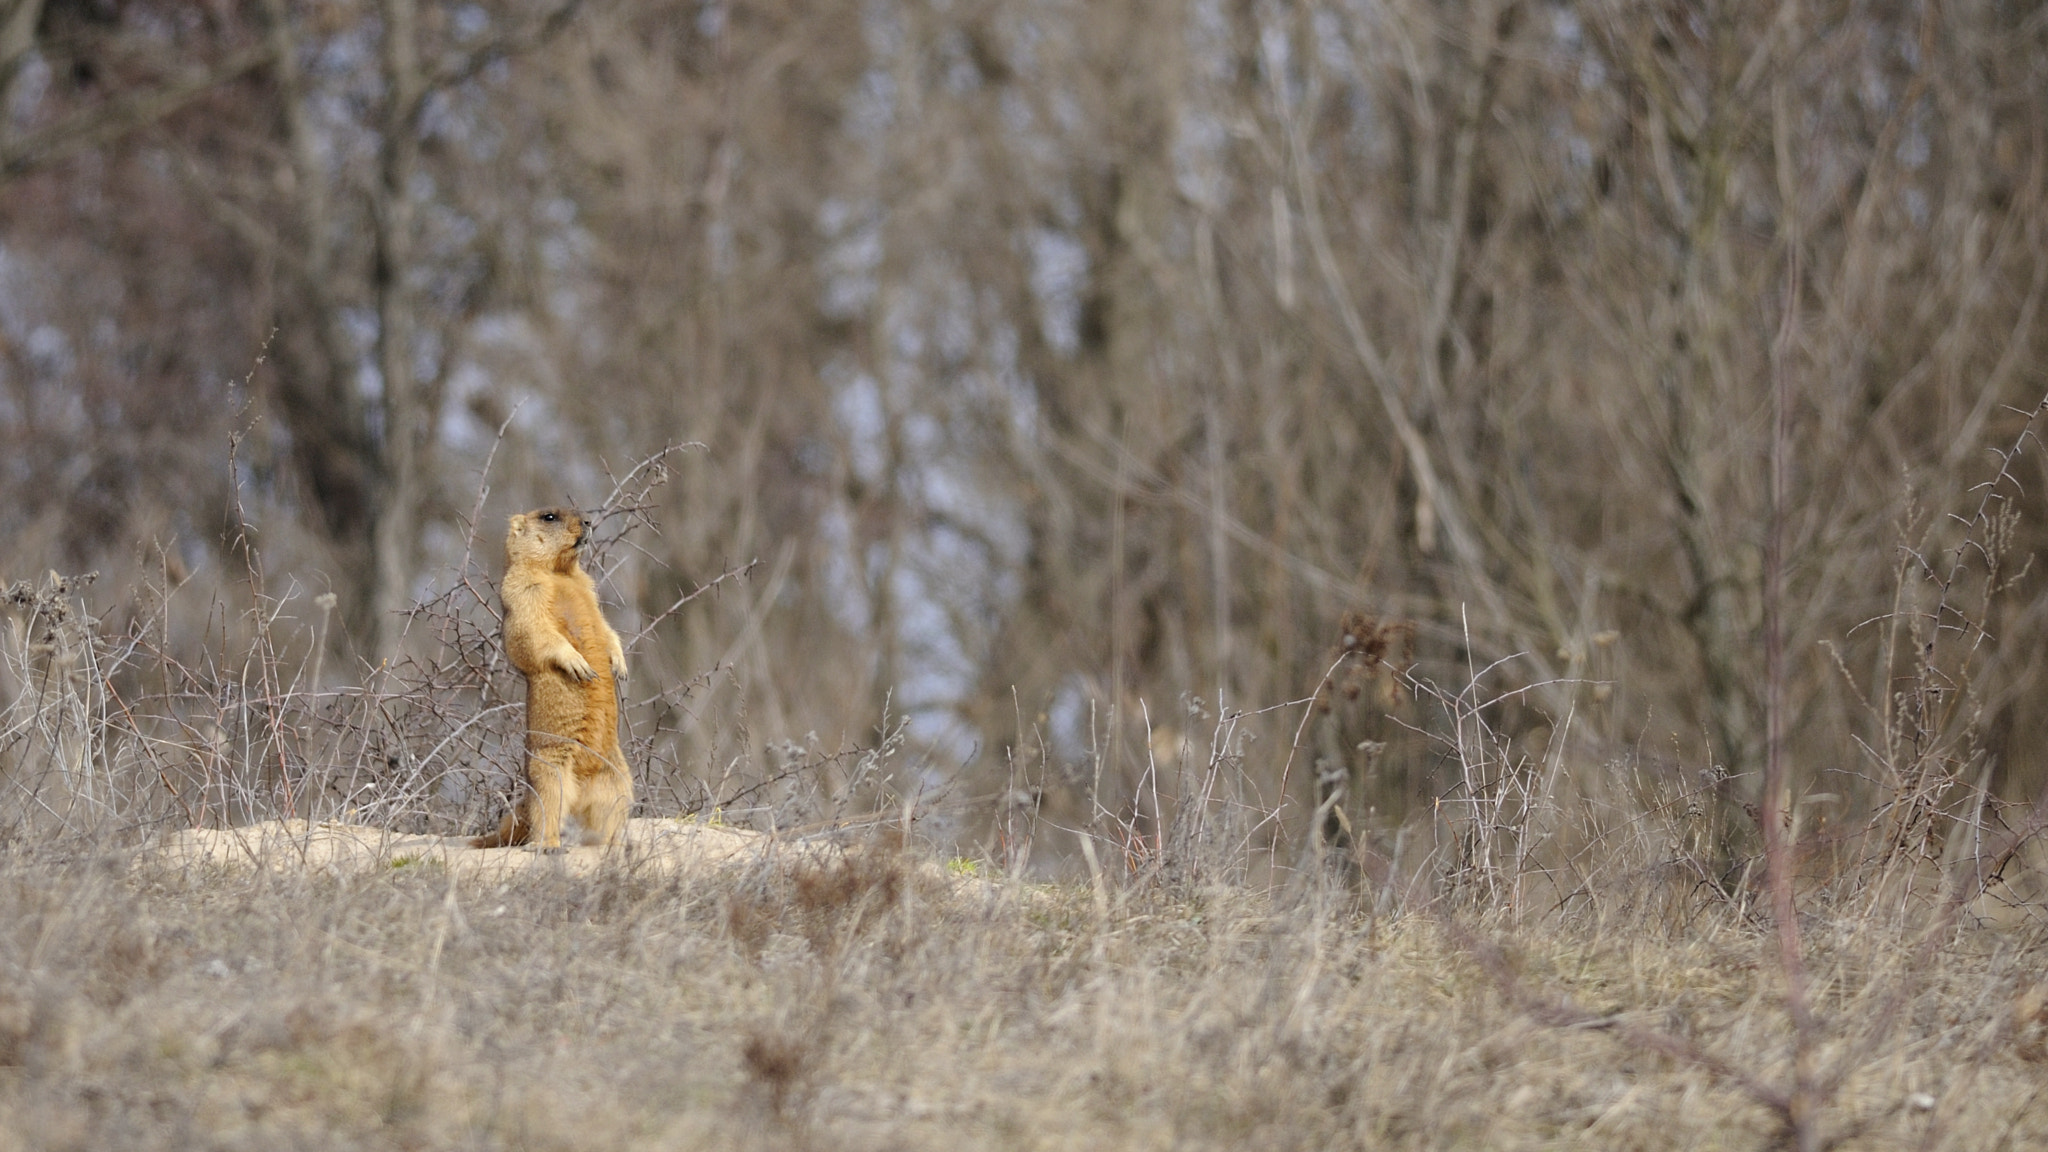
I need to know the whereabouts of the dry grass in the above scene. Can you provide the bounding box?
[3,441,2047,1151]
[0,832,2038,1151]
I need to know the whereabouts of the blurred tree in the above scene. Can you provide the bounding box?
[0,0,2043,864]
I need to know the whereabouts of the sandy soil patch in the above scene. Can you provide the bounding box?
[142,816,865,880]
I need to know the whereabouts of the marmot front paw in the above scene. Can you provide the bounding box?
[556,650,597,681]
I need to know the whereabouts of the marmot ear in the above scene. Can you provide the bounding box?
[509,513,527,534]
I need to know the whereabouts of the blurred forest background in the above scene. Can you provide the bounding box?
[2,0,2046,864]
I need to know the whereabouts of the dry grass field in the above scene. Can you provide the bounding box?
[7,3,2048,1148]
[3,438,2047,1151]
[0,814,2041,1152]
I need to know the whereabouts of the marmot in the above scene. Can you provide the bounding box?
[471,508,632,851]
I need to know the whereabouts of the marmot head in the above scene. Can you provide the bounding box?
[506,507,587,573]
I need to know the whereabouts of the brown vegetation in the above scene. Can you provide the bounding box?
[0,824,2032,1150]
[2,0,2044,843]
[3,0,2048,1146]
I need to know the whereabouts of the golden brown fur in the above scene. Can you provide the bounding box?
[471,508,632,851]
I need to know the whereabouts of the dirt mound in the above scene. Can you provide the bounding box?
[143,816,856,880]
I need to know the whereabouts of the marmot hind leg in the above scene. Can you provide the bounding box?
[471,747,578,850]
[576,766,633,847]
[520,746,580,851]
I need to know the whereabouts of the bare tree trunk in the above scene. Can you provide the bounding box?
[372,0,424,663]
[1640,26,1763,858]
[260,0,384,658]
[0,0,44,101]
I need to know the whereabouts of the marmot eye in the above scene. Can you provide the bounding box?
[540,512,558,522]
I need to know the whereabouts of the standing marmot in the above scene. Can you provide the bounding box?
[471,507,632,851]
